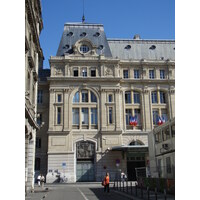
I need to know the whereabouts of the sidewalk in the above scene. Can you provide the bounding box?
[25,186,50,200]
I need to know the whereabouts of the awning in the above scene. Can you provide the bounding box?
[111,145,149,153]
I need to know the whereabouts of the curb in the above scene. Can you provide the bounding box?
[113,190,142,200]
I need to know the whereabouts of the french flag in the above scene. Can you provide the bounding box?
[157,116,164,125]
[129,116,138,126]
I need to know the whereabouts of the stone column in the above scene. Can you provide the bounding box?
[100,89,107,131]
[63,89,69,131]
[49,89,55,131]
[140,91,146,131]
[143,87,151,131]
[115,89,121,131]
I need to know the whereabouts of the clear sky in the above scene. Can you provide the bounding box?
[40,0,175,68]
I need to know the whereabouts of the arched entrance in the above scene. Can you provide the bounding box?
[76,141,95,182]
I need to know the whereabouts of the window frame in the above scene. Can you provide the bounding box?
[134,69,140,79]
[160,69,165,79]
[123,69,129,79]
[149,69,155,79]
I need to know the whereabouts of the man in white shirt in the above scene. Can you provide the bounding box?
[37,174,41,186]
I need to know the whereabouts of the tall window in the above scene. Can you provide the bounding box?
[73,92,80,103]
[91,91,97,102]
[151,91,158,103]
[134,69,140,79]
[126,109,132,125]
[160,70,165,79]
[74,68,78,76]
[125,91,131,103]
[166,157,171,173]
[57,107,61,124]
[149,70,155,79]
[160,91,166,103]
[153,109,159,125]
[37,90,43,104]
[133,92,140,104]
[36,137,41,148]
[123,70,129,78]
[91,108,97,125]
[82,108,88,124]
[82,68,87,77]
[37,113,42,125]
[109,107,113,124]
[91,68,96,77]
[57,94,62,102]
[72,108,79,124]
[82,90,88,102]
[134,109,141,125]
[108,94,113,102]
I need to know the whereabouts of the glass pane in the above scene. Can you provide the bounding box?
[73,92,79,103]
[91,108,97,125]
[82,90,88,102]
[82,108,88,124]
[134,92,140,104]
[125,92,131,103]
[72,108,79,124]
[91,91,97,102]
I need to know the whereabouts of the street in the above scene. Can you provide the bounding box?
[26,183,131,200]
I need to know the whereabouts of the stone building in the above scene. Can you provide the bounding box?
[25,0,44,192]
[148,118,175,179]
[36,22,175,183]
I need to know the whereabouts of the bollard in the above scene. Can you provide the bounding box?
[147,187,150,200]
[131,181,132,195]
[126,180,128,193]
[141,184,143,198]
[155,187,157,200]
[164,188,167,200]
[123,180,125,192]
[135,183,138,196]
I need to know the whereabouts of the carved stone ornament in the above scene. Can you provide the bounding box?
[54,67,64,76]
[105,66,113,76]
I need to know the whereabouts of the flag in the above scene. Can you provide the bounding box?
[157,116,164,125]
[129,116,138,126]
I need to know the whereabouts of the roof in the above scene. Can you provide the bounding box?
[108,39,175,61]
[56,22,112,57]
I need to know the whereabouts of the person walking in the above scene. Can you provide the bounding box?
[104,172,110,193]
[37,174,41,187]
[40,174,45,189]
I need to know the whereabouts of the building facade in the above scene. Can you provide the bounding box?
[148,118,175,179]
[36,22,175,183]
[25,0,43,192]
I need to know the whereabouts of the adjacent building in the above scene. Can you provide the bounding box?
[148,117,175,179]
[25,0,44,192]
[36,22,175,183]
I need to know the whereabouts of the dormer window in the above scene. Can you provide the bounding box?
[80,32,87,37]
[80,45,90,54]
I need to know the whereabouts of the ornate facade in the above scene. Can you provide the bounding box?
[36,22,175,183]
[25,0,43,192]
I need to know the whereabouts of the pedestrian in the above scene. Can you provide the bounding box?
[37,174,41,187]
[40,174,45,189]
[104,172,110,193]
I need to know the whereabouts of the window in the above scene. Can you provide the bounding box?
[82,68,87,77]
[80,45,89,53]
[36,138,41,148]
[134,109,141,125]
[126,109,132,125]
[133,92,140,104]
[160,70,165,79]
[153,109,159,125]
[57,94,62,102]
[91,91,97,102]
[73,92,79,103]
[57,107,61,124]
[123,70,129,78]
[109,107,113,124]
[74,68,78,76]
[37,90,43,104]
[91,108,97,125]
[166,157,172,173]
[35,158,40,170]
[37,113,42,125]
[125,91,131,103]
[108,94,113,102]
[82,108,88,124]
[151,91,158,103]
[161,109,168,123]
[72,108,79,124]
[134,69,140,79]
[160,91,166,103]
[149,70,155,79]
[82,90,88,102]
[91,68,96,77]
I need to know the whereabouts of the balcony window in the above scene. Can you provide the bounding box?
[151,91,158,103]
[134,69,140,79]
[133,92,140,104]
[160,70,165,79]
[149,70,155,79]
[123,70,129,78]
[125,91,131,103]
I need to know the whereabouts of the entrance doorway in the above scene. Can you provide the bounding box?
[127,154,145,181]
[76,141,95,182]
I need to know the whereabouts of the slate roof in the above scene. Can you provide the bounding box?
[108,39,175,61]
[56,22,175,61]
[56,23,112,57]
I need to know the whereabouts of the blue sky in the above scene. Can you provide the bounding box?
[40,0,175,68]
